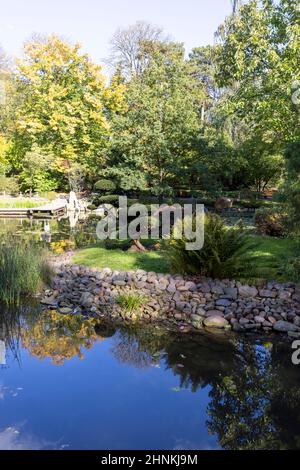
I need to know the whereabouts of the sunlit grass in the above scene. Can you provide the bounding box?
[0,199,43,209]
[238,235,295,282]
[72,244,170,273]
[72,235,294,283]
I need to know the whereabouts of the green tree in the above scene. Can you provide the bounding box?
[11,35,124,189]
[215,0,300,148]
[105,42,205,193]
[21,144,56,194]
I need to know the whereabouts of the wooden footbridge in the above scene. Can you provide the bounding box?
[0,199,68,219]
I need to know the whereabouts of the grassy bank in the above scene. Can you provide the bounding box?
[72,236,294,282]
[72,244,170,273]
[239,235,295,283]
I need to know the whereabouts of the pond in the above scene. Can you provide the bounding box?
[0,214,100,251]
[0,303,299,450]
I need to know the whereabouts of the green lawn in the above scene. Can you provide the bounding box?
[72,235,295,282]
[0,199,44,209]
[72,244,170,273]
[239,235,295,282]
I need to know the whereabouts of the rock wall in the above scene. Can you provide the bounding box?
[41,263,300,339]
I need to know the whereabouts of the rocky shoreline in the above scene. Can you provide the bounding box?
[39,253,300,340]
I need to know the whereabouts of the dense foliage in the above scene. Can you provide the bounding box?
[0,1,298,211]
[165,213,247,277]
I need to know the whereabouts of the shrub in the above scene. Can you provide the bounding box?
[0,176,20,194]
[0,239,51,304]
[254,207,286,237]
[92,194,119,205]
[104,239,131,251]
[116,291,146,314]
[94,179,116,192]
[165,213,247,278]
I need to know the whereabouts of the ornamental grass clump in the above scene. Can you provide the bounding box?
[0,238,52,305]
[116,291,146,314]
[165,213,247,278]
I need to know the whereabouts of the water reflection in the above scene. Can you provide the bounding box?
[1,306,300,449]
[0,213,100,252]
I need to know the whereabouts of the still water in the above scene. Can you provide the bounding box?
[0,304,299,450]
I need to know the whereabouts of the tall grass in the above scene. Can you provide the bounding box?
[0,239,52,304]
[116,292,146,314]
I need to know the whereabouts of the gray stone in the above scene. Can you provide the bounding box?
[211,286,224,295]
[233,322,245,332]
[206,310,225,317]
[279,291,292,301]
[176,302,186,312]
[215,299,231,307]
[113,280,126,286]
[198,283,211,293]
[238,285,258,298]
[288,331,300,338]
[189,313,201,322]
[273,320,300,333]
[254,315,265,324]
[259,289,277,298]
[224,287,238,300]
[195,307,206,316]
[244,324,260,330]
[40,296,58,306]
[167,284,176,293]
[79,292,94,308]
[203,315,229,329]
[58,307,73,314]
[294,316,300,327]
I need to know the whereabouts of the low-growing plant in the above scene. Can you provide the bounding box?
[0,239,52,304]
[165,213,248,278]
[94,179,116,192]
[92,194,119,205]
[254,207,287,237]
[116,291,146,314]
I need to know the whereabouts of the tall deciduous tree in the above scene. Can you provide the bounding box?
[107,21,169,79]
[104,43,205,193]
[215,0,300,148]
[11,35,124,190]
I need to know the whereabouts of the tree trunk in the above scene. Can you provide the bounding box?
[132,239,147,252]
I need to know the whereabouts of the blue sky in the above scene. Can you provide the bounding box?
[0,0,232,67]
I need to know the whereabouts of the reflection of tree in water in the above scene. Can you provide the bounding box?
[204,340,300,449]
[163,332,238,392]
[53,216,99,249]
[110,325,171,369]
[110,326,300,449]
[2,304,300,449]
[165,335,300,450]
[21,311,101,365]
[0,303,26,366]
